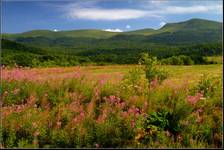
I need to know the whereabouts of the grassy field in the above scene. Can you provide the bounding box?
[2,64,222,83]
[1,64,223,148]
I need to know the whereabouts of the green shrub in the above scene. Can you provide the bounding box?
[138,53,168,85]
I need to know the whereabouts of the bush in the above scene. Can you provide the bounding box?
[139,53,168,84]
[191,75,221,97]
[160,55,194,65]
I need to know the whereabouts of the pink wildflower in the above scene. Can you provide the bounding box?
[130,96,137,101]
[128,108,135,114]
[99,79,105,85]
[187,92,203,105]
[109,95,116,103]
[131,121,135,128]
[135,108,140,113]
[95,88,100,97]
[150,79,158,88]
[196,108,203,113]
[80,111,85,118]
[120,102,125,108]
[74,71,81,78]
[73,117,78,123]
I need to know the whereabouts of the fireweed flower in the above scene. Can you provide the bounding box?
[94,88,100,97]
[196,108,203,113]
[99,79,105,85]
[109,95,116,103]
[150,79,158,88]
[187,92,204,105]
[80,111,85,118]
[131,121,135,128]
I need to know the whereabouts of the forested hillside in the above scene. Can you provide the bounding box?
[1,18,222,67]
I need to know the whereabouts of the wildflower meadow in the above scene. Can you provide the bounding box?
[0,54,222,148]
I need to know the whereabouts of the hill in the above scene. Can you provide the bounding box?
[1,18,222,66]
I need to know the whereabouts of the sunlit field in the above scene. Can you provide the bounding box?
[1,64,222,148]
[2,64,222,84]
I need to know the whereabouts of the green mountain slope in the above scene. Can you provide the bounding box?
[3,29,120,39]
[2,18,222,66]
[142,19,222,45]
[3,18,222,38]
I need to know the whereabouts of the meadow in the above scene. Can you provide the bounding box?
[1,62,223,148]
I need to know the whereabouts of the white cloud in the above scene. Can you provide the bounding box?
[66,8,157,21]
[54,1,222,21]
[159,21,166,27]
[164,6,209,14]
[53,29,58,32]
[126,25,131,29]
[103,28,123,32]
[149,1,168,5]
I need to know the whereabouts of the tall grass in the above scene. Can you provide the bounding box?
[1,64,222,148]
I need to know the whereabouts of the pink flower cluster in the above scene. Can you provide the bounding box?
[150,79,158,88]
[104,95,125,108]
[2,68,38,81]
[2,67,84,83]
[2,95,37,116]
[187,92,204,105]
[73,110,86,123]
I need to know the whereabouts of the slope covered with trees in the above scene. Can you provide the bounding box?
[1,18,222,67]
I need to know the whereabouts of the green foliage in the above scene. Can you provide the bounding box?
[121,67,144,91]
[146,110,170,130]
[139,53,168,84]
[2,81,32,106]
[1,63,222,148]
[1,19,222,67]
[191,75,221,97]
[161,55,195,65]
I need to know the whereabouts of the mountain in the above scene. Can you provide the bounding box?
[124,28,156,35]
[2,39,46,54]
[3,18,222,38]
[3,29,120,39]
[143,18,222,44]
[1,18,222,66]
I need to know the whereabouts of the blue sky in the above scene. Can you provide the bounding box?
[2,0,223,33]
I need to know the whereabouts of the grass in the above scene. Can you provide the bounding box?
[1,64,223,148]
[2,64,222,85]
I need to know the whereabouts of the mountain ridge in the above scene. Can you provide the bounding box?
[3,18,222,37]
[2,18,222,51]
